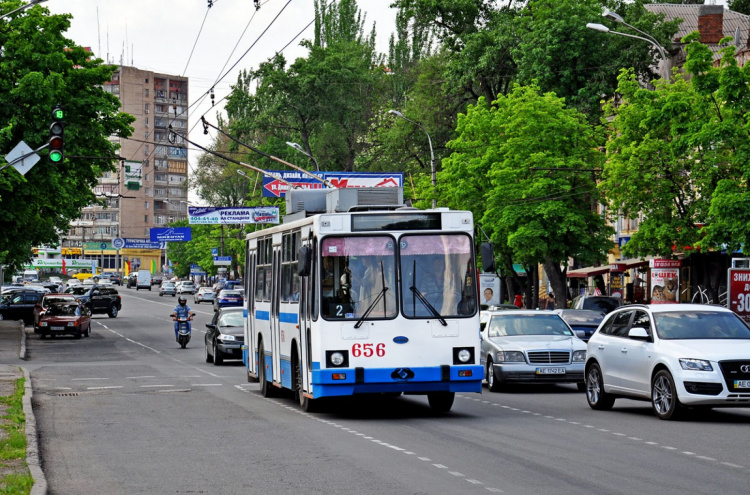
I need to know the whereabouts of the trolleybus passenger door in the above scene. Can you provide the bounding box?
[246,246,256,378]
[298,242,313,394]
[271,247,281,385]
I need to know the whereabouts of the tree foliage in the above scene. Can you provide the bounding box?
[439,84,613,304]
[0,1,134,272]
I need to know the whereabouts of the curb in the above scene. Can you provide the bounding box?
[22,367,47,495]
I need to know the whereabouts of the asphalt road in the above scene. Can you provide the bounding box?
[24,286,750,494]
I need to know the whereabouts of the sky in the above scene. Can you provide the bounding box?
[45,0,399,188]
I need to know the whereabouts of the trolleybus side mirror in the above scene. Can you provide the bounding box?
[298,245,312,277]
[480,243,495,273]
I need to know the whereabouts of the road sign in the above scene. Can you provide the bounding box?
[112,237,125,250]
[728,268,750,323]
[5,141,40,176]
[211,248,218,256]
[213,256,231,266]
[150,227,192,242]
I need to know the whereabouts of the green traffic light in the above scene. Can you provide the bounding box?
[53,108,64,120]
[49,150,63,163]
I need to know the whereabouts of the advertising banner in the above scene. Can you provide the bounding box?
[150,227,192,242]
[650,265,679,304]
[479,274,501,306]
[728,268,750,323]
[29,259,98,269]
[122,238,163,250]
[262,170,404,198]
[188,206,280,225]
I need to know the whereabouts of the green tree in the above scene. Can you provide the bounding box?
[0,2,134,273]
[729,0,750,15]
[439,84,613,305]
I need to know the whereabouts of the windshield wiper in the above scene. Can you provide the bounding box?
[354,287,389,329]
[409,286,447,326]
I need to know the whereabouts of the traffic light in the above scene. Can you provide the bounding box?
[49,105,64,163]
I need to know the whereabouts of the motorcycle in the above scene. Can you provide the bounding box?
[171,312,195,349]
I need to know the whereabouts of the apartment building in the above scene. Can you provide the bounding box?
[63,65,189,272]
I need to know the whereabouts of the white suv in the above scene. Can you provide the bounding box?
[585,304,750,420]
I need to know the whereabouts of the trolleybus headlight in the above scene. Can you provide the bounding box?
[457,349,471,363]
[331,352,345,366]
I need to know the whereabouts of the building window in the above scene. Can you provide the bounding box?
[145,103,149,113]
[145,201,149,209]
[145,215,149,223]
[145,89,149,97]
[144,145,149,156]
[144,173,149,182]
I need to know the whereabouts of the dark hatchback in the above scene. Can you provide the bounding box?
[39,302,91,339]
[0,290,44,324]
[204,307,244,365]
[554,309,605,342]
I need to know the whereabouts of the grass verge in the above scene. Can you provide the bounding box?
[0,377,32,495]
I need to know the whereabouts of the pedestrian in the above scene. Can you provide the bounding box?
[513,294,523,308]
[545,293,555,310]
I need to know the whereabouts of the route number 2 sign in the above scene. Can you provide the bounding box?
[728,268,750,323]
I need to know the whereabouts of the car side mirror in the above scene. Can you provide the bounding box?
[574,330,587,340]
[206,323,216,329]
[628,327,650,340]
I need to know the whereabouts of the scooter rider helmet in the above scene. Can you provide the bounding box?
[178,296,187,305]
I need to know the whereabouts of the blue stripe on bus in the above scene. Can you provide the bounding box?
[279,312,298,324]
[243,308,248,318]
[263,350,273,381]
[256,310,270,321]
[310,365,483,398]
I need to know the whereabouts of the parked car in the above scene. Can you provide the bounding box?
[0,289,44,324]
[176,281,195,295]
[585,304,750,420]
[480,310,587,392]
[127,274,137,289]
[38,302,91,339]
[33,293,77,332]
[570,295,622,314]
[194,287,216,305]
[64,285,122,318]
[204,307,245,365]
[213,289,243,311]
[159,282,177,297]
[555,309,606,342]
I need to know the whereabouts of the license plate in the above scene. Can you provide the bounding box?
[536,367,565,375]
[734,380,750,389]
[51,326,64,331]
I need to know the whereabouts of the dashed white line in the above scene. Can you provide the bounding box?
[433,464,448,469]
[140,384,174,388]
[418,457,431,462]
[721,462,744,469]
[125,376,156,379]
[72,378,109,381]
[87,386,123,390]
[448,471,464,477]
[466,479,483,485]
[191,383,222,387]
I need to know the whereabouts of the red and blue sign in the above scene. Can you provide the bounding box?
[262,170,404,198]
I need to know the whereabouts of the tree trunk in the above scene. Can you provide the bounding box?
[543,259,568,310]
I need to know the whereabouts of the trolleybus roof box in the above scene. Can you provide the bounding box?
[284,187,405,223]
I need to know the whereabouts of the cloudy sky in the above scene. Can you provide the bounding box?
[46,0,399,173]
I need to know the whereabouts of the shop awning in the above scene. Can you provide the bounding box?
[566,258,651,278]
[566,266,610,278]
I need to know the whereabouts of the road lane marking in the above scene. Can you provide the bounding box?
[87,386,123,390]
[140,384,175,388]
[72,378,109,381]
[191,383,222,386]
[125,376,156,379]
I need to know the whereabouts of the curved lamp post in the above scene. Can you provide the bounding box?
[587,20,670,82]
[388,110,437,208]
[1,0,47,20]
[286,141,320,171]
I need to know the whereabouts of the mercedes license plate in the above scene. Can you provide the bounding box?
[734,380,750,389]
[536,367,565,375]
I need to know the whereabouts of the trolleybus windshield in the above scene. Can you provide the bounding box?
[321,236,398,320]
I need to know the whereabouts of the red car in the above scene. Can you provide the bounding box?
[38,302,91,339]
[33,293,77,332]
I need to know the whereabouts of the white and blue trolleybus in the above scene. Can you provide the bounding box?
[241,188,482,412]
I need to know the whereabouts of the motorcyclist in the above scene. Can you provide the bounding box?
[172,296,193,341]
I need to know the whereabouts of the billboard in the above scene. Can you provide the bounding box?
[262,170,404,198]
[188,206,280,225]
[122,238,162,250]
[479,274,501,306]
[150,227,192,242]
[728,268,750,323]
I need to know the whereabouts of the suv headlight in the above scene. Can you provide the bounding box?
[679,358,713,371]
[498,350,525,362]
[219,334,236,341]
[572,350,586,363]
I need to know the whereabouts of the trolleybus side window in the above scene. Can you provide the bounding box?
[281,232,300,302]
[312,238,319,321]
[320,236,398,320]
[256,238,272,302]
[400,234,477,319]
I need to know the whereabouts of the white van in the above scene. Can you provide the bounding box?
[136,270,152,291]
[23,269,39,282]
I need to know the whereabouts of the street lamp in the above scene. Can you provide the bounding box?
[0,0,47,20]
[286,141,320,171]
[587,17,670,81]
[388,109,437,209]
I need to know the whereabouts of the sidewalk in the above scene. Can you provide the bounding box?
[0,320,47,495]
